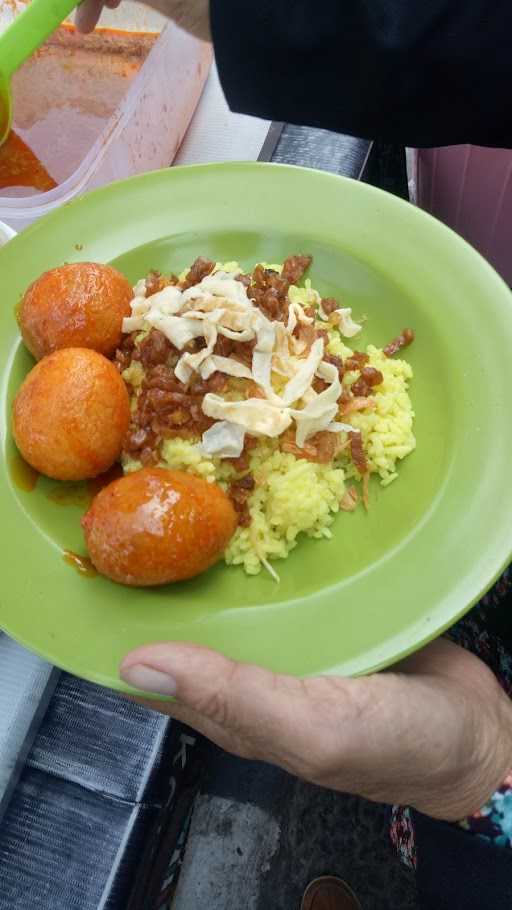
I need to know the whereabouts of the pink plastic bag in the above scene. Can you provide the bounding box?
[412,146,512,286]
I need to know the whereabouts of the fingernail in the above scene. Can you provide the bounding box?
[120,663,177,696]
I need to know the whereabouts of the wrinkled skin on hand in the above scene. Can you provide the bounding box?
[120,637,512,822]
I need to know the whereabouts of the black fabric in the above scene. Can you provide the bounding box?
[210,0,512,148]
[412,808,512,909]
[485,597,512,652]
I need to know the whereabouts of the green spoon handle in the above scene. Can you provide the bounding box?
[0,0,79,79]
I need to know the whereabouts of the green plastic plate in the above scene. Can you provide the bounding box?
[1,162,512,693]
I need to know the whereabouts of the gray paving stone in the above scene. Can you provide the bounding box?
[174,750,418,910]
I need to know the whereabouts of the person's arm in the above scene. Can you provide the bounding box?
[120,637,512,821]
[210,0,512,148]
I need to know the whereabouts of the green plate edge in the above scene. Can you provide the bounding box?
[0,161,511,696]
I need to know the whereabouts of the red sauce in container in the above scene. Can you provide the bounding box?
[2,23,158,193]
[0,130,57,191]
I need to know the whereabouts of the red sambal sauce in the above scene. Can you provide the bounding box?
[0,23,158,192]
[0,130,57,192]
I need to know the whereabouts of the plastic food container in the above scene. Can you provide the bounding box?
[0,1,212,232]
[410,146,512,286]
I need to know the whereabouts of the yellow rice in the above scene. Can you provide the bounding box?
[122,265,416,575]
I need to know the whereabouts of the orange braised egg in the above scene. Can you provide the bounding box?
[18,262,133,360]
[81,468,237,586]
[12,347,130,481]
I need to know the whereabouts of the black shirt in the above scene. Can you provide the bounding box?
[210,0,512,148]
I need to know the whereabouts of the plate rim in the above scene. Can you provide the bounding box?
[1,160,512,692]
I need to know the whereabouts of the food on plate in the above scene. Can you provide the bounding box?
[81,467,237,585]
[18,262,133,360]
[11,252,416,585]
[12,347,130,481]
[115,255,416,579]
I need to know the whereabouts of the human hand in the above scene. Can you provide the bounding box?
[120,636,512,821]
[75,0,210,40]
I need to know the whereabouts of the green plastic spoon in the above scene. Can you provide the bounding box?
[0,0,79,145]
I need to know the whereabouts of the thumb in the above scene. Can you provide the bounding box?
[75,0,104,33]
[120,641,300,721]
[119,642,325,766]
